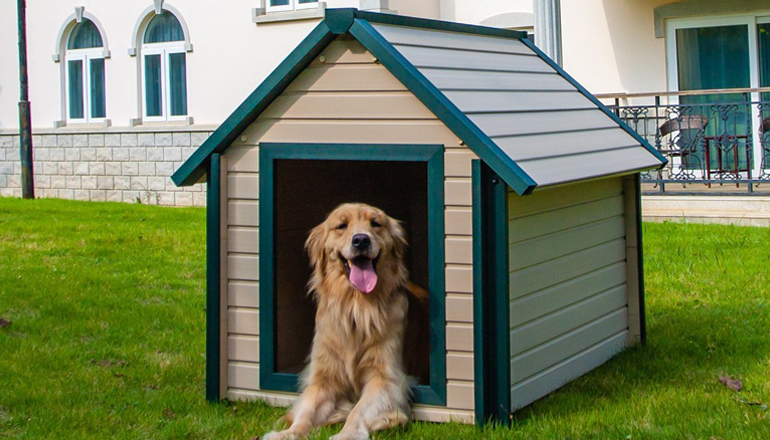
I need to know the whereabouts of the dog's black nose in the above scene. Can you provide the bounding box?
[351,234,371,250]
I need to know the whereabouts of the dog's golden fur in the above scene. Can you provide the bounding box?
[262,203,419,440]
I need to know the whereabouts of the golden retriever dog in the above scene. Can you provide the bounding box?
[262,203,420,440]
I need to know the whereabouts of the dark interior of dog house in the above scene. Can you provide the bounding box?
[273,159,432,385]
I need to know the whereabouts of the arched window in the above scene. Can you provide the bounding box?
[66,19,106,122]
[142,11,187,121]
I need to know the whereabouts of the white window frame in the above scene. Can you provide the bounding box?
[266,0,318,13]
[665,12,770,178]
[65,47,106,124]
[141,40,187,123]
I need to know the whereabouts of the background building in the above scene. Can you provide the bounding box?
[2,0,769,207]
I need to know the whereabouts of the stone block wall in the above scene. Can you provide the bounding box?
[0,130,211,206]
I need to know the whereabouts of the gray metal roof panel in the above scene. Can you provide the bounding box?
[371,22,665,188]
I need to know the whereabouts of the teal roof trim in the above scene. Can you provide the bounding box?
[172,20,336,186]
[519,37,668,169]
[349,19,537,195]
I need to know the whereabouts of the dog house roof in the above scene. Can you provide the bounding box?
[172,9,666,195]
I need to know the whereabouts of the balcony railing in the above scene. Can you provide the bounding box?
[598,88,770,195]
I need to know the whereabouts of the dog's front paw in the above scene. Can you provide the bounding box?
[261,431,297,440]
[329,432,368,440]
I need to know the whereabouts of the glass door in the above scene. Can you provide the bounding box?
[672,21,753,175]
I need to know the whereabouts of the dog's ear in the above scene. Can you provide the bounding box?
[388,217,408,260]
[305,223,327,269]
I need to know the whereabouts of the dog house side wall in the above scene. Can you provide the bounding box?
[221,37,478,423]
[507,176,637,411]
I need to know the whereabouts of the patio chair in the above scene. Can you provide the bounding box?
[658,114,708,179]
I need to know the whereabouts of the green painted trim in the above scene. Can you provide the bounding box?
[471,161,510,424]
[519,37,668,169]
[635,174,647,345]
[205,154,221,402]
[258,143,446,406]
[171,21,336,187]
[349,19,537,196]
[354,10,527,40]
[325,8,356,34]
[489,167,511,423]
[471,160,486,425]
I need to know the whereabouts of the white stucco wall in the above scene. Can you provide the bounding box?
[0,0,746,131]
[1,0,21,131]
[0,0,384,132]
[561,0,677,97]
[440,0,532,25]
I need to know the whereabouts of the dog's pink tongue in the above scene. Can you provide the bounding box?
[350,258,378,293]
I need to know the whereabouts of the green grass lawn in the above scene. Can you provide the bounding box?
[1,198,769,439]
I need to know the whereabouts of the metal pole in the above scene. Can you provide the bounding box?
[17,0,34,199]
[533,0,563,65]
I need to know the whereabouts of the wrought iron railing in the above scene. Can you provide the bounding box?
[598,88,770,194]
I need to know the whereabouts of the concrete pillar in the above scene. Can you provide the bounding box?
[359,0,396,14]
[533,0,562,65]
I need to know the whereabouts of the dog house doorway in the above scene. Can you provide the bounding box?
[259,143,446,405]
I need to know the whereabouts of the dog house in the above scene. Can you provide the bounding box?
[172,9,666,425]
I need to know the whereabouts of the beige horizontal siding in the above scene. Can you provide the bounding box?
[510,285,627,356]
[509,195,625,243]
[228,308,259,335]
[228,281,259,308]
[446,294,473,323]
[227,174,259,200]
[228,201,259,226]
[446,265,473,293]
[229,335,260,363]
[285,65,408,93]
[509,215,626,271]
[237,120,460,147]
[509,178,630,411]
[446,323,474,352]
[228,362,260,391]
[226,146,260,172]
[447,381,475,410]
[261,92,437,120]
[227,254,259,281]
[510,238,626,299]
[446,236,473,265]
[447,353,474,381]
[445,179,472,206]
[510,178,622,219]
[510,331,628,411]
[224,37,476,415]
[510,309,628,383]
[310,38,378,64]
[228,227,259,254]
[445,207,472,236]
[444,150,476,178]
[510,262,626,327]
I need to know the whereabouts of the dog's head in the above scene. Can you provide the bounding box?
[306,203,408,296]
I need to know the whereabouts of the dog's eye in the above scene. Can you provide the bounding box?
[336,223,347,230]
[371,220,382,228]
